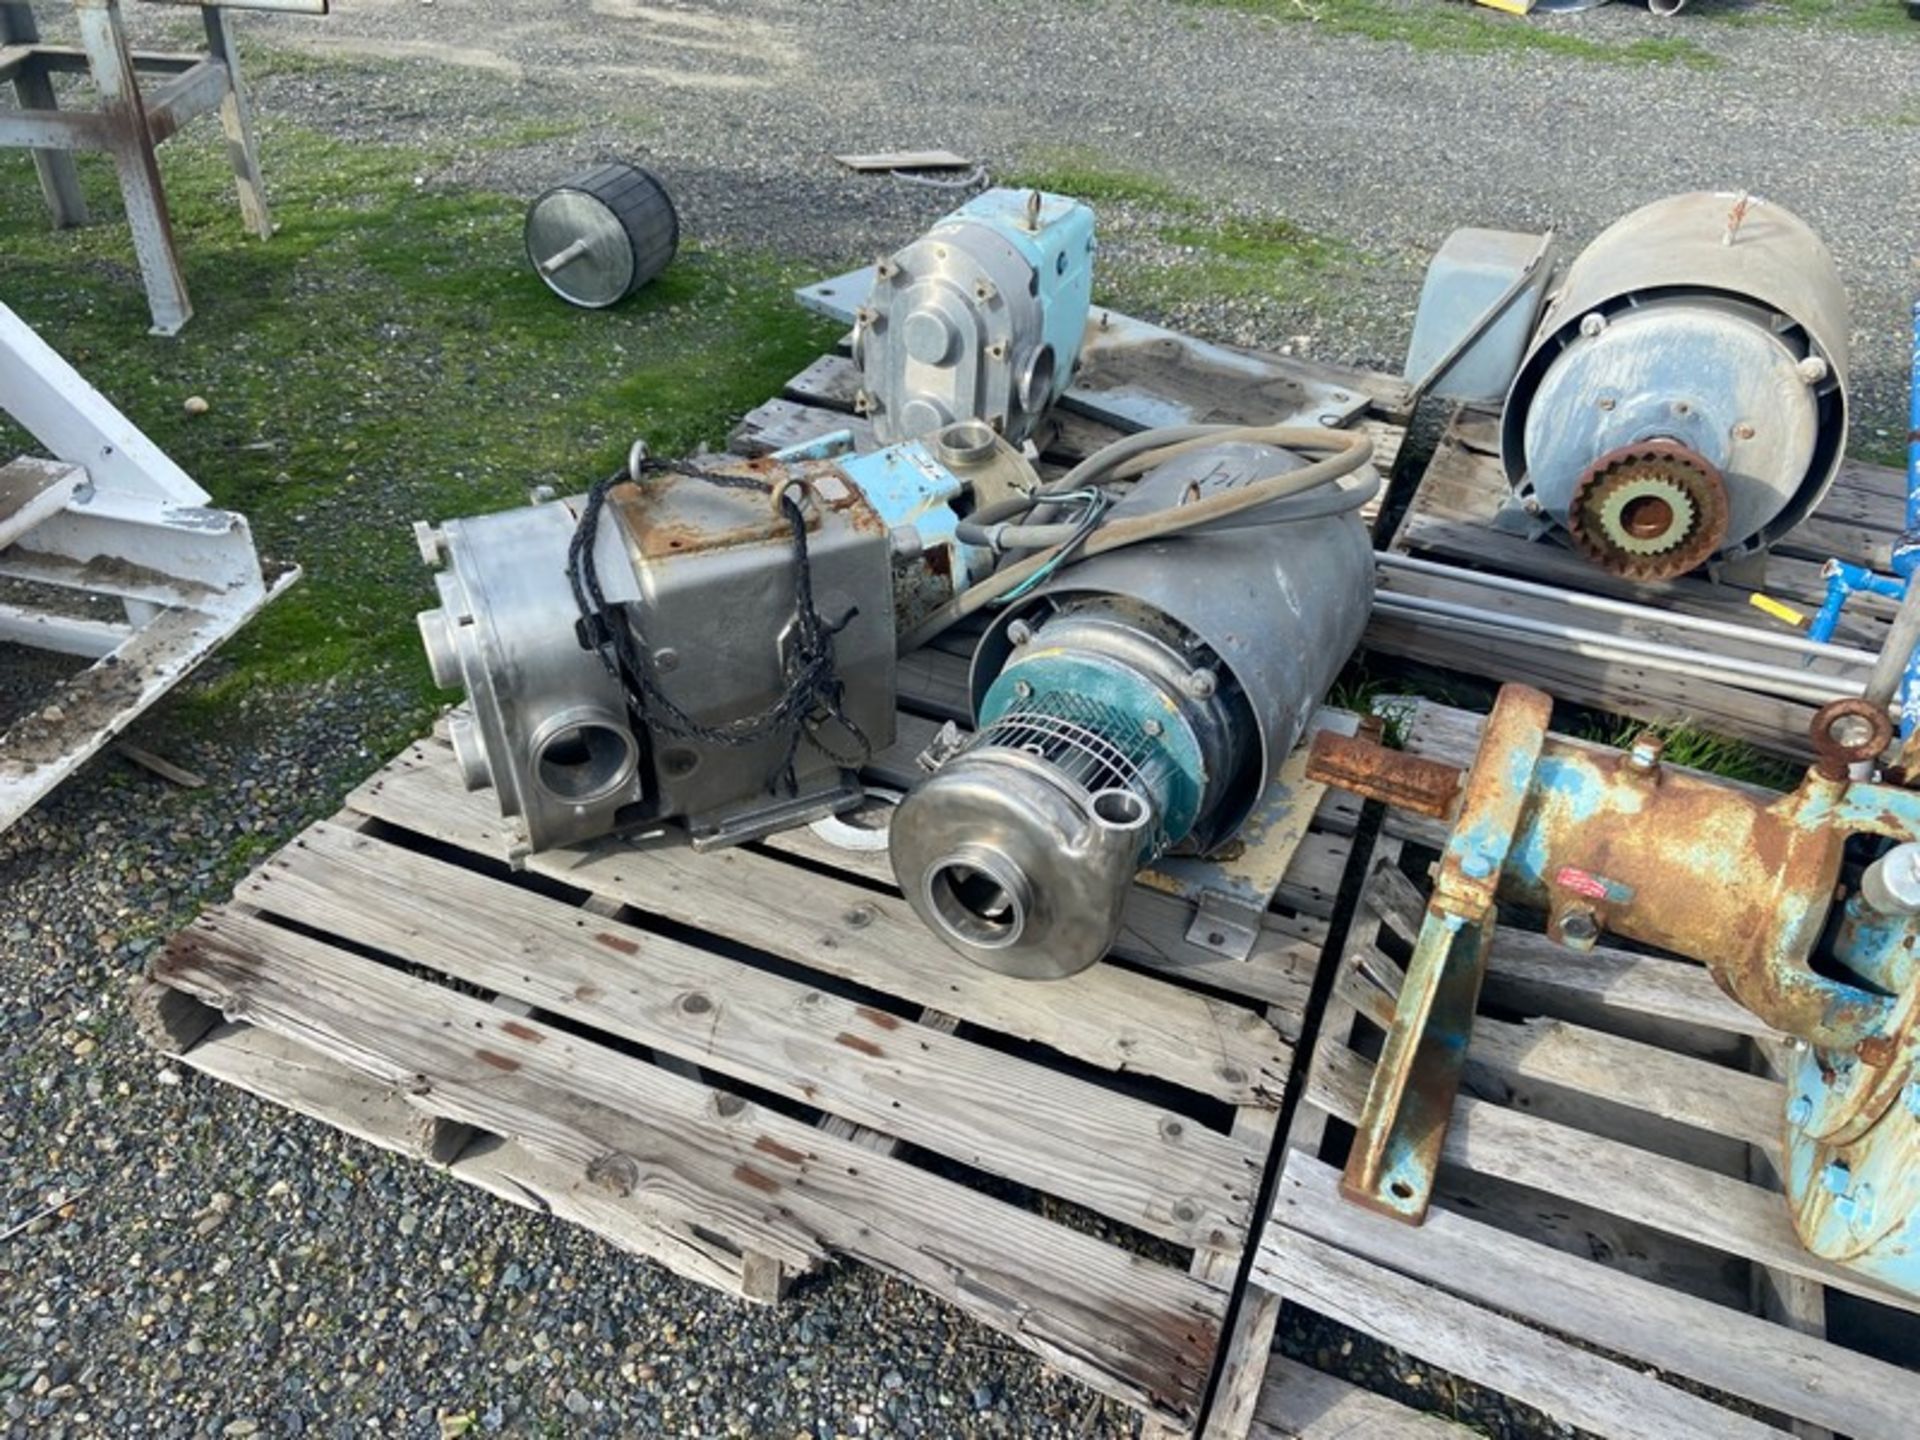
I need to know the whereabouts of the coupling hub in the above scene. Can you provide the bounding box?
[1567,439,1729,581]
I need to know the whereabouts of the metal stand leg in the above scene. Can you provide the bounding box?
[201,7,271,240]
[0,3,89,227]
[73,0,192,336]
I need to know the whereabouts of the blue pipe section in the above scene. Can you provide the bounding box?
[1805,304,1920,739]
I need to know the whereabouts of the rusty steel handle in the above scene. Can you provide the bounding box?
[1305,730,1464,819]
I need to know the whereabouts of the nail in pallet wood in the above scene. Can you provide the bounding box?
[1216,696,1920,1440]
[1373,406,1909,759]
[137,672,1370,1434]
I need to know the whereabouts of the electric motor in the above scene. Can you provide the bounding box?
[889,442,1376,979]
[1501,191,1849,580]
[856,188,1095,446]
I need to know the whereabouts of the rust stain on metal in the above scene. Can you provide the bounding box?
[595,932,639,956]
[1859,1034,1899,1068]
[500,1021,544,1043]
[754,1136,808,1165]
[474,1049,520,1072]
[1305,730,1462,819]
[855,1006,901,1031]
[835,1031,883,1058]
[733,1164,780,1194]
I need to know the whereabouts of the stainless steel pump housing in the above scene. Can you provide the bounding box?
[889,442,1375,979]
[416,457,898,860]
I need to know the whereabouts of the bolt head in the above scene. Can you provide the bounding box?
[1006,619,1034,647]
[1013,679,1033,700]
[1143,718,1164,738]
[1578,312,1608,338]
[1183,668,1219,700]
[1797,355,1830,385]
[1558,909,1599,945]
[1459,851,1494,880]
[1822,1160,1851,1196]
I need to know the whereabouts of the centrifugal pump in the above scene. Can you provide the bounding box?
[889,437,1377,980]
[415,424,1037,860]
[1501,191,1849,580]
[856,187,1095,446]
[1308,685,1920,1298]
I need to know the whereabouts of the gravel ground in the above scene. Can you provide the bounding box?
[5,3,1919,1437]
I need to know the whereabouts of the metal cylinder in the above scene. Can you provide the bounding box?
[1502,192,1849,580]
[889,443,1374,979]
[524,162,678,309]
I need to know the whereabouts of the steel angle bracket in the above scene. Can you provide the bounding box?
[1343,686,1552,1223]
[1152,710,1358,962]
[0,300,296,832]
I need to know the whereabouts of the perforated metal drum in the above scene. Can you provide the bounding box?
[524,163,678,309]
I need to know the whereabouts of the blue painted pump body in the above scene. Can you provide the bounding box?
[770,431,996,594]
[1355,682,1920,1294]
[835,440,993,592]
[945,188,1097,418]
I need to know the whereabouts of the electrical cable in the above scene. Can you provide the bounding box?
[901,424,1374,652]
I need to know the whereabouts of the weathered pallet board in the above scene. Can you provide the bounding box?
[1219,696,1920,1440]
[139,678,1369,1434]
[1373,406,1905,758]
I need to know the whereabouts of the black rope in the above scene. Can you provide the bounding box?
[565,455,871,797]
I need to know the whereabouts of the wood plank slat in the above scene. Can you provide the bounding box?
[155,909,1228,1428]
[1250,1356,1469,1439]
[1305,1011,1919,1314]
[1266,1156,1916,1440]
[243,821,1258,1252]
[170,1019,766,1300]
[1329,949,1783,1158]
[346,743,1293,1108]
[1255,1226,1783,1440]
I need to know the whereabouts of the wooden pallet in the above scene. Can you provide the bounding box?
[134,328,1408,1431]
[1373,407,1908,758]
[1215,697,1920,1440]
[138,666,1370,1436]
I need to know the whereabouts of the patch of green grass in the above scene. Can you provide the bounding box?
[1704,0,1920,34]
[1009,147,1359,310]
[1004,150,1202,215]
[473,116,592,151]
[1183,0,1721,68]
[1154,213,1353,302]
[1,118,838,760]
[1579,714,1800,790]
